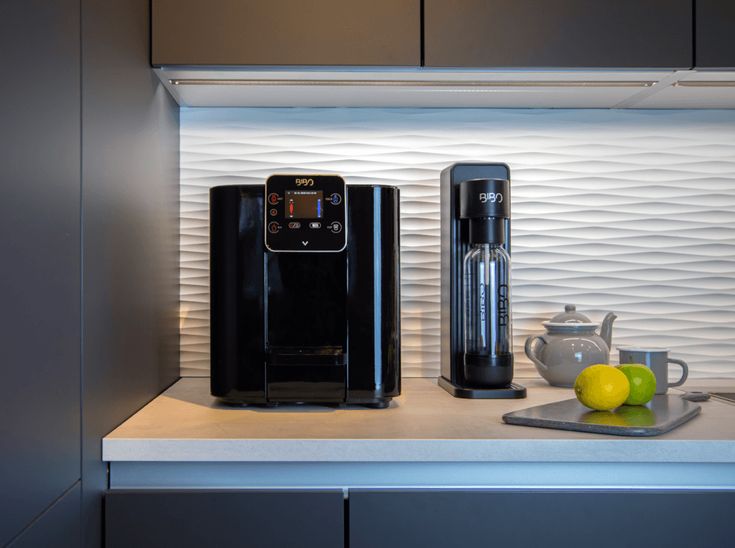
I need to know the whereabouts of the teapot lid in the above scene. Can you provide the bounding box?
[542,304,598,329]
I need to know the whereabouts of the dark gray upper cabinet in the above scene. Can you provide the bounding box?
[152,0,420,66]
[424,0,693,68]
[696,0,735,68]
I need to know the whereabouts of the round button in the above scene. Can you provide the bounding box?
[268,193,280,205]
[269,208,277,216]
[267,222,281,234]
[329,221,343,234]
[329,193,342,205]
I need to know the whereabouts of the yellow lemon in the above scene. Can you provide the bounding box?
[616,364,656,405]
[574,364,630,411]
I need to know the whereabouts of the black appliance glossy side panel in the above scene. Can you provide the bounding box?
[210,186,267,402]
[347,186,401,403]
[440,164,510,387]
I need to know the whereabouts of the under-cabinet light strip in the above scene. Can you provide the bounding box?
[168,78,655,88]
[673,81,735,87]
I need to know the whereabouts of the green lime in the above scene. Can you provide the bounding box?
[616,364,656,405]
[574,364,630,411]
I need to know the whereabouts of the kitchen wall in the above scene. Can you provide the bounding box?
[180,108,735,379]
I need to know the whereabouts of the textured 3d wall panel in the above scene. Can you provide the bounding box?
[181,108,735,379]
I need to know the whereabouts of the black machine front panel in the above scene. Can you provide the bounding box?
[210,181,400,406]
[265,174,346,252]
[266,253,347,350]
[440,164,510,387]
[265,250,348,403]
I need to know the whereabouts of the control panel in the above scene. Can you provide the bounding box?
[264,174,347,252]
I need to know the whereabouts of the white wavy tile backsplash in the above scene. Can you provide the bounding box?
[180,108,735,379]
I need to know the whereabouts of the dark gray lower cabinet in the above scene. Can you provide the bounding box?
[349,489,734,548]
[105,490,344,548]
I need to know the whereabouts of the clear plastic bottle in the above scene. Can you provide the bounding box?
[463,243,512,359]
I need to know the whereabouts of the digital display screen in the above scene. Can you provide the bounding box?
[285,190,323,219]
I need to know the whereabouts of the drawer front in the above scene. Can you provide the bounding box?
[350,489,734,548]
[106,490,344,548]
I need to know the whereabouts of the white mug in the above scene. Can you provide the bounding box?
[618,347,688,395]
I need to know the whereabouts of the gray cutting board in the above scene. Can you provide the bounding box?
[502,395,701,437]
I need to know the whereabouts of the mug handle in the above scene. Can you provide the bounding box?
[668,358,689,388]
[525,335,548,372]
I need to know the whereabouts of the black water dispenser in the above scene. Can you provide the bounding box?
[210,174,401,407]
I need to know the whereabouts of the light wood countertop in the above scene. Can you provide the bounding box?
[103,377,735,464]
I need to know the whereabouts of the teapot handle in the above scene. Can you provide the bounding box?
[524,335,548,371]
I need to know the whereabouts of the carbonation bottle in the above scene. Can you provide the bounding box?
[463,242,512,358]
[459,178,514,388]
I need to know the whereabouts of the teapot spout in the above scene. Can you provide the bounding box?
[599,312,617,349]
